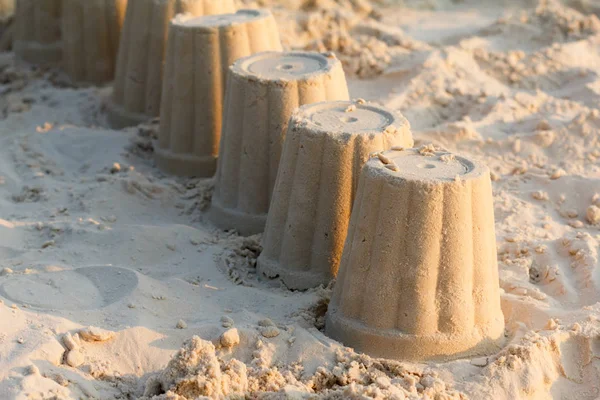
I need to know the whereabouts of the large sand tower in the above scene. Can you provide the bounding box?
[155,10,282,177]
[14,0,62,65]
[326,148,505,361]
[106,0,236,128]
[61,0,127,85]
[258,101,413,290]
[0,0,14,19]
[209,51,350,236]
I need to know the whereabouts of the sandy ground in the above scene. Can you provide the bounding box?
[0,0,599,398]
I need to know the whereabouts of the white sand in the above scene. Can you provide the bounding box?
[1,0,600,398]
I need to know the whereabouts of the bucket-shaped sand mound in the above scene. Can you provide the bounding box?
[326,148,505,361]
[209,51,350,236]
[61,0,127,85]
[0,0,14,19]
[155,9,282,178]
[258,100,414,290]
[14,0,62,65]
[106,0,236,129]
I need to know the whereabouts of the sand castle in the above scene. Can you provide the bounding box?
[14,0,62,65]
[106,0,236,129]
[155,10,282,177]
[326,148,505,361]
[61,0,127,85]
[209,51,350,235]
[257,101,414,290]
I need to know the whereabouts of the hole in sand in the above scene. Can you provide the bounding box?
[339,116,358,124]
[277,64,295,71]
[418,163,436,169]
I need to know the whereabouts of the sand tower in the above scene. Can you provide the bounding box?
[326,148,505,361]
[14,0,62,65]
[0,0,14,51]
[0,0,14,19]
[155,10,282,177]
[106,0,236,129]
[209,51,350,235]
[61,0,127,85]
[257,101,414,290]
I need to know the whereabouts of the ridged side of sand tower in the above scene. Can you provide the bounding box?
[258,100,414,290]
[326,148,505,361]
[0,0,14,19]
[107,0,236,128]
[62,0,127,85]
[155,9,282,177]
[209,51,350,235]
[14,0,62,65]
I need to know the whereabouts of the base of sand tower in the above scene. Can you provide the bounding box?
[208,198,267,236]
[106,99,151,129]
[258,257,330,290]
[14,41,61,66]
[326,308,505,362]
[154,147,217,178]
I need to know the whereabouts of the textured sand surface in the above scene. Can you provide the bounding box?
[0,0,599,398]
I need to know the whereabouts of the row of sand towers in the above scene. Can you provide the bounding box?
[13,0,505,362]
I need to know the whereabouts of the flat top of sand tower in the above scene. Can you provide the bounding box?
[176,9,269,29]
[233,51,340,82]
[371,148,487,183]
[293,100,409,136]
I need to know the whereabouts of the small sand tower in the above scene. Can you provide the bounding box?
[14,0,62,65]
[106,0,236,128]
[155,9,282,177]
[257,101,413,290]
[61,0,127,85]
[209,51,350,236]
[326,148,505,361]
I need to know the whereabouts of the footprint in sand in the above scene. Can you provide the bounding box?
[0,266,138,310]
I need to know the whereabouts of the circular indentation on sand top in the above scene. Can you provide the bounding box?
[339,116,358,124]
[242,52,329,80]
[387,150,474,181]
[182,9,262,28]
[418,163,437,169]
[0,266,137,311]
[303,101,394,133]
